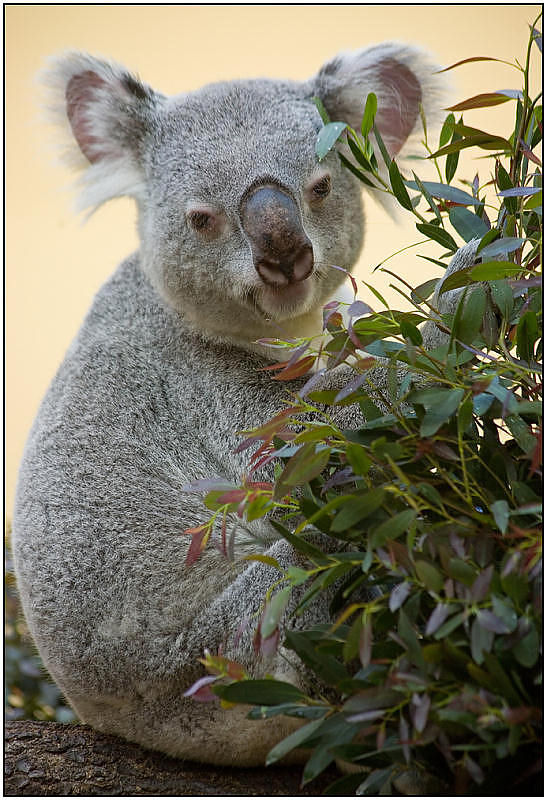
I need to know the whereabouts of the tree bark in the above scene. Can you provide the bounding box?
[4,720,340,796]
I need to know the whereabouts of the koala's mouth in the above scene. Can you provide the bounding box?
[257,276,315,318]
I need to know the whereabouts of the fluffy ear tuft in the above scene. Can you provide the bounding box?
[41,51,163,211]
[313,42,445,159]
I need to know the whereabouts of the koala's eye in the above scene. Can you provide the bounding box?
[186,205,226,239]
[187,210,214,231]
[309,174,332,202]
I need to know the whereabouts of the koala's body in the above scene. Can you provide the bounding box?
[13,44,466,765]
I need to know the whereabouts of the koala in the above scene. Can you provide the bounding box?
[13,43,467,766]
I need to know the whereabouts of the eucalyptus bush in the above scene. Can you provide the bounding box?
[186,20,542,795]
[185,21,543,796]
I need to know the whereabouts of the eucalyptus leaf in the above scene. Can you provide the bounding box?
[449,206,489,241]
[316,121,347,161]
[265,717,324,765]
[406,180,481,206]
[416,223,458,252]
[330,488,386,533]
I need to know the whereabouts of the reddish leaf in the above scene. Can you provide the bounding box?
[245,481,274,491]
[184,675,218,702]
[520,139,542,166]
[260,628,281,657]
[503,706,539,725]
[184,524,210,566]
[329,263,358,296]
[270,356,317,380]
[436,56,509,73]
[215,489,247,505]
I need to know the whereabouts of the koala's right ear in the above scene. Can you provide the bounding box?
[41,52,163,211]
[312,42,444,160]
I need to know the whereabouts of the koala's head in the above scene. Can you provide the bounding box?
[45,44,441,345]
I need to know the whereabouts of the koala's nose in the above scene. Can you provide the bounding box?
[240,185,314,286]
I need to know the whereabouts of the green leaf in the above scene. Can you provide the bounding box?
[470,617,494,664]
[446,115,463,183]
[516,311,539,362]
[449,207,489,241]
[439,261,522,292]
[490,499,510,534]
[447,558,476,585]
[420,388,464,436]
[434,610,465,639]
[338,151,378,188]
[357,766,396,795]
[478,237,524,260]
[513,625,539,667]
[489,279,514,319]
[406,180,481,206]
[316,122,347,161]
[372,124,392,169]
[284,630,349,686]
[345,443,372,476]
[491,596,518,633]
[505,415,536,454]
[361,92,378,138]
[410,172,442,222]
[247,703,327,721]
[398,609,426,669]
[439,113,455,147]
[400,320,423,345]
[496,162,517,213]
[347,135,375,172]
[312,96,331,125]
[370,510,417,549]
[476,227,501,253]
[455,286,486,344]
[389,161,413,210]
[217,679,306,706]
[415,560,444,593]
[411,277,439,304]
[260,586,291,639]
[265,717,324,765]
[302,744,335,784]
[330,488,386,533]
[269,520,327,560]
[430,134,511,158]
[274,443,331,499]
[416,223,458,252]
[501,572,529,606]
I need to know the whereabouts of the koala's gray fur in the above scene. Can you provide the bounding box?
[13,44,471,765]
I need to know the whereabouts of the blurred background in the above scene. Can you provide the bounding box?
[5,4,541,519]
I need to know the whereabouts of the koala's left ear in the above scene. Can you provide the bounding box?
[41,52,165,211]
[312,42,444,158]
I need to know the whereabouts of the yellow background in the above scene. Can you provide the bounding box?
[5,4,542,516]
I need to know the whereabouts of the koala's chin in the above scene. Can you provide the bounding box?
[256,276,316,320]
